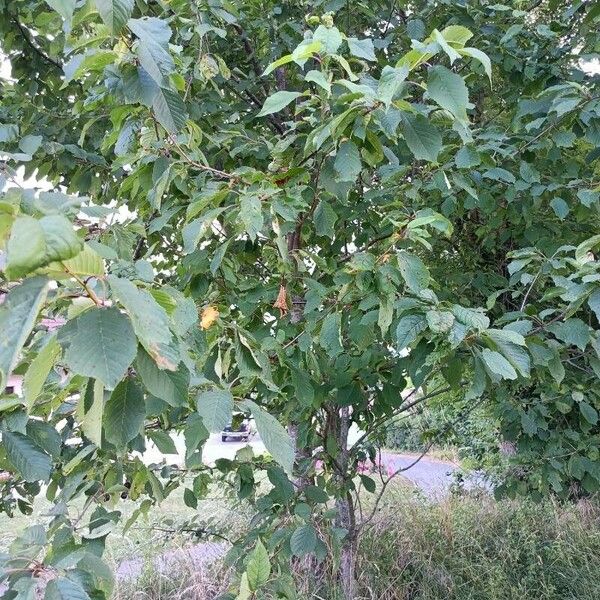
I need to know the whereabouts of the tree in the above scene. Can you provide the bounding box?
[1,0,600,598]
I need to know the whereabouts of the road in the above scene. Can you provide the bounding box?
[142,433,470,496]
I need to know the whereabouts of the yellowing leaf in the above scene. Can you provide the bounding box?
[200,305,219,329]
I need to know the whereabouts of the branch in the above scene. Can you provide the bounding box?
[12,16,62,70]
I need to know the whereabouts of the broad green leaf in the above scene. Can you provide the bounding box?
[550,197,569,220]
[334,140,362,182]
[45,577,91,600]
[59,243,104,277]
[244,399,294,475]
[305,70,330,93]
[103,378,145,448]
[400,114,442,162]
[45,0,75,21]
[23,337,60,410]
[290,524,317,556]
[427,65,469,121]
[588,290,600,321]
[257,91,302,117]
[459,47,492,82]
[485,330,530,378]
[196,388,233,432]
[320,312,343,357]
[236,573,252,600]
[314,199,337,238]
[95,0,134,34]
[396,314,427,350]
[3,431,52,482]
[58,307,137,389]
[548,319,590,350]
[108,276,180,370]
[153,86,188,133]
[433,29,461,64]
[0,277,49,390]
[426,310,455,333]
[78,379,104,446]
[480,348,518,380]
[575,234,600,263]
[313,25,343,54]
[128,18,174,86]
[347,37,376,61]
[136,347,189,407]
[239,195,263,242]
[451,305,490,331]
[397,251,430,293]
[377,65,409,108]
[147,429,178,454]
[246,539,271,591]
[580,401,598,425]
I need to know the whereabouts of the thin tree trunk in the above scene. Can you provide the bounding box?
[334,406,357,600]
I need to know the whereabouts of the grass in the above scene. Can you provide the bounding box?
[2,480,600,599]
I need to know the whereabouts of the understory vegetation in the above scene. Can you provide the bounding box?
[108,491,600,600]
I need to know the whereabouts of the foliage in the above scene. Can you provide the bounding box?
[1,0,600,598]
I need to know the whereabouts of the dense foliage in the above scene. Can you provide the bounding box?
[1,0,600,598]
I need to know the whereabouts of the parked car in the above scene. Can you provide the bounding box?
[221,418,253,442]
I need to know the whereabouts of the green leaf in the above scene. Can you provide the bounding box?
[45,577,91,600]
[136,348,189,407]
[480,349,518,380]
[196,388,233,432]
[320,312,343,357]
[244,399,294,475]
[334,140,362,182]
[109,276,180,371]
[95,0,134,34]
[396,314,427,350]
[400,113,442,162]
[588,290,600,322]
[305,70,330,93]
[575,234,600,263]
[147,430,178,454]
[257,91,302,117]
[485,330,530,378]
[580,401,598,425]
[377,65,409,108]
[58,307,137,389]
[548,319,590,351]
[103,379,145,448]
[0,277,49,390]
[3,432,52,482]
[427,65,469,122]
[451,305,490,331]
[314,199,337,238]
[313,25,343,54]
[290,524,317,556]
[239,195,263,242]
[397,251,430,293]
[550,197,569,219]
[426,310,455,333]
[23,337,60,410]
[152,86,188,133]
[78,379,104,446]
[459,47,492,82]
[246,539,271,591]
[45,0,76,21]
[347,37,376,61]
[128,18,174,86]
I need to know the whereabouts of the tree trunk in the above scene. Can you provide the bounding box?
[333,406,357,600]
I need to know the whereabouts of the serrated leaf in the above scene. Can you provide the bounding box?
[320,312,343,357]
[136,347,189,407]
[153,86,187,133]
[0,277,49,390]
[23,337,60,410]
[451,305,490,331]
[427,65,469,122]
[305,70,330,93]
[78,379,104,446]
[313,25,343,54]
[378,65,409,108]
[147,429,178,454]
[196,388,233,432]
[400,113,442,162]
[239,195,263,242]
[397,251,430,293]
[3,431,52,482]
[244,399,294,475]
[108,276,179,371]
[347,37,376,61]
[257,91,301,117]
[459,47,492,82]
[334,140,362,182]
[580,401,598,425]
[95,0,134,34]
[58,307,137,389]
[480,348,517,380]
[547,319,590,351]
[45,577,91,600]
[128,18,174,86]
[103,379,145,448]
[45,0,76,21]
[246,539,271,591]
[426,310,455,333]
[396,314,427,350]
[290,524,317,556]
